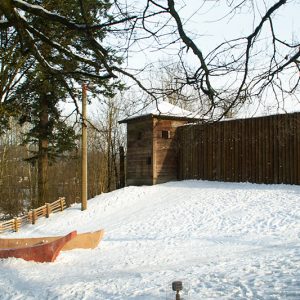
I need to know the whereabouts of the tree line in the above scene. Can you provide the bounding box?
[0,99,124,219]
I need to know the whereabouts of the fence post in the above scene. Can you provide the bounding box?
[32,209,36,225]
[46,203,51,218]
[14,217,19,232]
[60,197,64,211]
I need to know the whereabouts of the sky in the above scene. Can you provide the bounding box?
[127,0,300,64]
[118,0,300,118]
[63,0,300,121]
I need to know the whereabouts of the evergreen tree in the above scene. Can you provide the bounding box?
[3,0,124,206]
[12,69,78,206]
[0,14,31,134]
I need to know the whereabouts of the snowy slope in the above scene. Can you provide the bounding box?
[0,180,300,299]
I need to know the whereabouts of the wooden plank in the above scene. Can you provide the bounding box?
[226,121,230,181]
[218,122,222,181]
[201,125,206,179]
[290,115,296,184]
[207,124,212,180]
[291,116,297,184]
[182,127,187,179]
[241,119,246,182]
[185,127,189,179]
[278,115,283,183]
[202,125,207,180]
[234,121,238,182]
[221,121,225,181]
[191,126,195,178]
[282,115,287,183]
[267,115,272,183]
[194,127,199,179]
[222,121,227,181]
[255,116,259,183]
[296,115,300,184]
[195,126,200,179]
[195,125,203,179]
[177,129,181,179]
[227,121,234,181]
[227,120,232,182]
[207,124,211,180]
[216,122,220,180]
[260,116,265,183]
[251,117,255,183]
[255,117,260,183]
[234,121,240,182]
[211,123,216,180]
[233,121,237,182]
[208,124,213,180]
[212,123,217,180]
[261,117,265,183]
[287,116,293,184]
[229,120,234,182]
[273,115,279,183]
[243,119,248,182]
[230,121,235,182]
[179,128,184,179]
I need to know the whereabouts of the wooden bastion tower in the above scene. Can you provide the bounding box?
[119,102,199,186]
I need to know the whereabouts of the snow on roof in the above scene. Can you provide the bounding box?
[119,101,199,123]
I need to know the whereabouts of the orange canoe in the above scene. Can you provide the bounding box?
[0,231,77,263]
[0,229,104,252]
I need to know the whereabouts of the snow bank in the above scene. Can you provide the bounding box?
[0,180,299,299]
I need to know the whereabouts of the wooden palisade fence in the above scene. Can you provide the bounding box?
[0,197,67,234]
[178,112,300,185]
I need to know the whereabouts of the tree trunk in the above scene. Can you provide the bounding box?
[106,108,113,192]
[111,139,119,189]
[37,96,49,206]
[119,146,125,188]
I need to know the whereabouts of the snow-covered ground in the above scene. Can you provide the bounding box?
[0,180,300,299]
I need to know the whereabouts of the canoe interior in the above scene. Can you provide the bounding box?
[0,231,77,263]
[0,229,104,251]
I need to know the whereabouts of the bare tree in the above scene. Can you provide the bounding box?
[0,119,34,218]
[1,0,299,119]
[89,96,125,193]
[139,0,300,118]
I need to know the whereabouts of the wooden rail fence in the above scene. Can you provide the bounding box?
[0,197,67,234]
[178,112,300,185]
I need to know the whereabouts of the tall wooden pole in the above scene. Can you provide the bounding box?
[81,83,88,211]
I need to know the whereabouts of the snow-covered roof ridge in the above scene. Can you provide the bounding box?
[120,101,199,123]
[148,101,195,117]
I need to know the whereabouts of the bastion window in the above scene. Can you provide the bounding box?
[137,131,142,140]
[146,156,152,165]
[161,130,171,139]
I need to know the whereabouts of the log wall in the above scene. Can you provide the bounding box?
[153,118,187,184]
[126,118,153,185]
[178,113,300,185]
